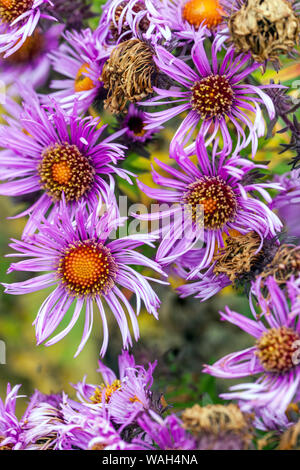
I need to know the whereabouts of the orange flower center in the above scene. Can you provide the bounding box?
[182,0,224,29]
[38,143,95,202]
[59,241,118,297]
[75,63,95,92]
[182,176,238,230]
[0,0,33,23]
[51,161,72,185]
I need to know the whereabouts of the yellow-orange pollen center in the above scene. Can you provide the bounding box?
[182,176,237,230]
[90,379,122,404]
[191,74,234,120]
[256,326,300,373]
[59,241,118,297]
[75,63,95,93]
[38,143,95,202]
[183,0,224,29]
[0,0,33,23]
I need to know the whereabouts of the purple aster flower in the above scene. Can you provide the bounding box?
[0,0,55,57]
[56,399,146,450]
[3,202,166,356]
[145,0,229,43]
[137,411,196,450]
[0,89,131,238]
[21,390,67,450]
[48,27,110,115]
[142,35,279,157]
[0,384,24,450]
[74,350,158,426]
[0,23,62,92]
[136,135,282,270]
[204,276,300,430]
[271,170,300,240]
[117,103,162,147]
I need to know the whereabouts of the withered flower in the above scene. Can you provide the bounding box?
[212,231,280,287]
[258,243,300,286]
[227,0,300,64]
[101,39,159,114]
[278,420,300,449]
[182,404,254,450]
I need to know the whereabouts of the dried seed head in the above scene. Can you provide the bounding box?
[228,0,300,63]
[101,39,157,114]
[182,404,253,450]
[259,243,300,286]
[279,420,300,449]
[213,231,262,282]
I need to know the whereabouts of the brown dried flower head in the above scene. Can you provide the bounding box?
[278,420,300,450]
[213,231,263,282]
[259,243,300,286]
[228,0,300,63]
[182,404,254,450]
[101,39,157,114]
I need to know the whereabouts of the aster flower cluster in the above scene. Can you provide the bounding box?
[0,351,266,450]
[0,0,300,451]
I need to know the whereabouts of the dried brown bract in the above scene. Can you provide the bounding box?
[259,243,300,285]
[101,39,157,114]
[182,404,254,450]
[278,420,300,449]
[213,231,262,282]
[228,0,300,63]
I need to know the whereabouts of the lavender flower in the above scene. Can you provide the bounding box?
[48,27,110,114]
[145,0,228,43]
[74,350,158,425]
[3,202,166,356]
[0,384,24,450]
[142,35,278,157]
[0,89,131,238]
[137,411,196,450]
[204,276,300,430]
[136,135,282,270]
[98,0,152,44]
